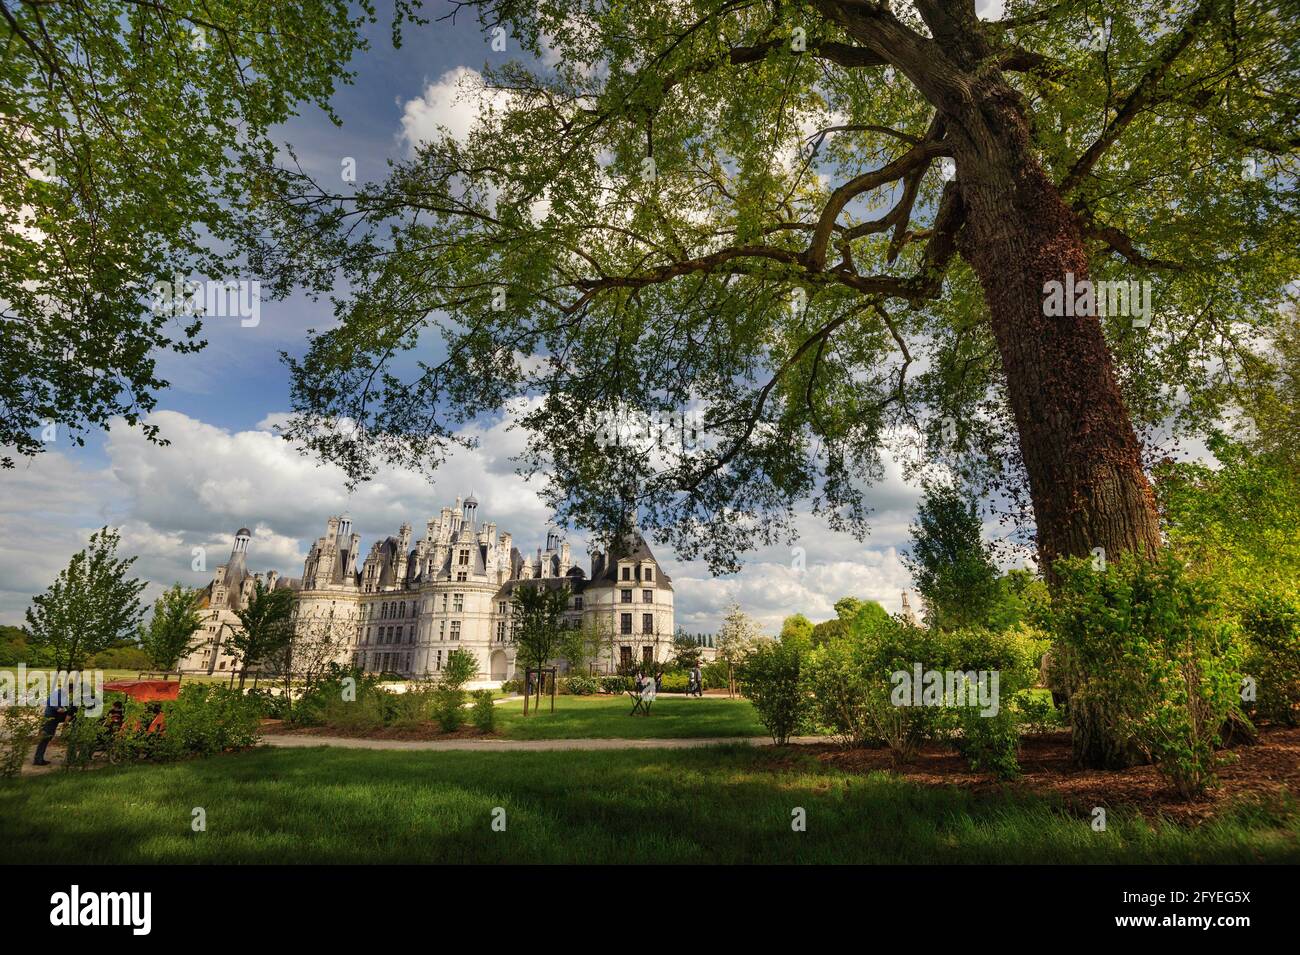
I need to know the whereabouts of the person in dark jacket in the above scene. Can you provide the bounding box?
[32,681,76,766]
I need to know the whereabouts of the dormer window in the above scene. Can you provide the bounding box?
[644,567,653,581]
[621,566,631,581]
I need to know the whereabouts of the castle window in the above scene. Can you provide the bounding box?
[441,594,448,612]
[622,566,631,581]
[621,613,632,635]
[574,596,583,610]
[642,613,654,634]
[439,621,446,640]
[621,589,632,604]
[642,590,653,603]
[644,567,653,581]
[457,572,467,582]
[497,621,506,642]
[453,593,464,612]
[450,621,461,641]
[458,549,469,566]
[498,601,507,614]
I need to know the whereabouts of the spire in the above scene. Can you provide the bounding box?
[901,591,918,626]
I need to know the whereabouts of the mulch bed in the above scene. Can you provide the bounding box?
[799,726,1300,825]
[258,719,494,742]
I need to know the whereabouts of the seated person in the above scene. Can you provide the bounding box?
[102,700,125,732]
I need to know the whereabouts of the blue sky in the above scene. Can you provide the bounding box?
[1,1,1023,632]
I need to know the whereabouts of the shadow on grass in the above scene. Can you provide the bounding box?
[2,746,1296,864]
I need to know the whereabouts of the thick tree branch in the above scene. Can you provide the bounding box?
[1060,0,1218,194]
[805,138,950,271]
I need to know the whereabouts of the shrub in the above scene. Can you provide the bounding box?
[801,613,942,757]
[244,687,290,720]
[1050,552,1244,797]
[471,690,496,732]
[600,675,632,694]
[701,661,729,690]
[1,705,43,777]
[560,675,598,696]
[804,610,1043,771]
[658,671,688,693]
[500,679,522,694]
[60,712,103,769]
[1013,692,1063,735]
[148,684,262,760]
[954,703,1020,779]
[1240,588,1300,726]
[442,648,479,690]
[295,670,384,729]
[933,626,1041,779]
[435,687,464,732]
[857,621,951,761]
[390,680,437,728]
[803,639,878,747]
[738,641,808,744]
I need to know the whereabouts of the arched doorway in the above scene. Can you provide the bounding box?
[490,650,508,681]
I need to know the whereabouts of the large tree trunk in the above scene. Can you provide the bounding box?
[951,79,1160,769]
[818,1,1162,767]
[950,82,1162,574]
[824,0,1163,574]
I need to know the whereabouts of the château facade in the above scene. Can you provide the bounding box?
[179,495,675,682]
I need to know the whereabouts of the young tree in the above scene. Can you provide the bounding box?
[809,597,886,646]
[139,583,204,671]
[0,2,417,466]
[562,618,609,674]
[673,630,705,669]
[510,584,571,711]
[226,579,295,690]
[778,613,815,653]
[442,647,480,690]
[905,484,1001,631]
[26,527,145,670]
[716,605,763,698]
[262,0,1295,593]
[266,608,354,716]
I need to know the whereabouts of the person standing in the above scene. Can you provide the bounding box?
[32,680,75,766]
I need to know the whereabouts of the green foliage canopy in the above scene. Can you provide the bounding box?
[260,0,1298,571]
[0,0,419,466]
[25,527,145,670]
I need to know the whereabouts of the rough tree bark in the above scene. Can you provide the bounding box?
[822,1,1163,766]
[952,87,1160,767]
[951,81,1163,573]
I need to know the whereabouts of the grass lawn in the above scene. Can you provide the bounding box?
[493,694,768,740]
[2,745,1295,863]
